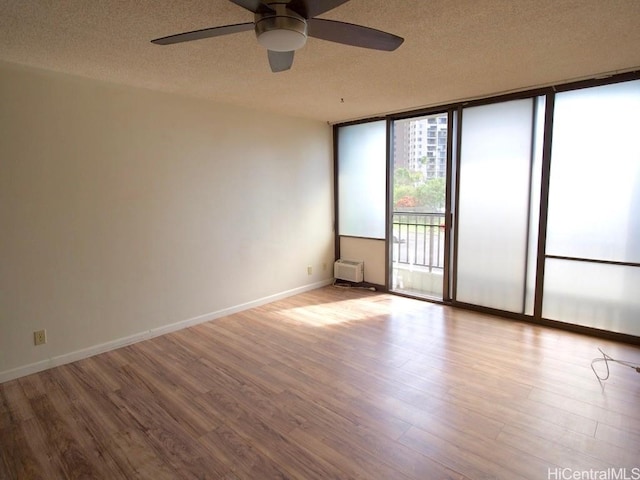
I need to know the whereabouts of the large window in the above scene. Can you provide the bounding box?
[335,74,640,339]
[543,80,640,336]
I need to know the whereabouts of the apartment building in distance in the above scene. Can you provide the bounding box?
[393,114,448,179]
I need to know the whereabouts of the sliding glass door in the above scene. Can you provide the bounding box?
[390,113,448,299]
[453,97,545,314]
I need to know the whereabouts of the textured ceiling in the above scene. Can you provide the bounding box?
[1,0,639,123]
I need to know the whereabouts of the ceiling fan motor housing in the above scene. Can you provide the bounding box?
[255,3,308,51]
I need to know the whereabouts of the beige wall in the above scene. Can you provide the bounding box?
[0,63,334,381]
[339,237,386,286]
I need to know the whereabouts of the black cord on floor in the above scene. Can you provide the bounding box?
[591,347,640,385]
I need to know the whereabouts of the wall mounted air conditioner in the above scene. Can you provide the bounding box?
[334,259,364,283]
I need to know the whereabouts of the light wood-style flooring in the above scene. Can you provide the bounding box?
[2,286,639,479]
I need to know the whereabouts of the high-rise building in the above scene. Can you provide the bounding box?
[393,114,447,179]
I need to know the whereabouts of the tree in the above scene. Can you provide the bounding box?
[415,177,445,212]
[396,196,417,208]
[393,184,416,207]
[393,168,444,211]
[394,167,423,186]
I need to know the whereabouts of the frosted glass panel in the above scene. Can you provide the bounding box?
[337,121,386,238]
[547,80,640,263]
[456,99,534,312]
[543,259,640,336]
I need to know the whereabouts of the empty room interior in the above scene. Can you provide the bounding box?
[1,1,640,479]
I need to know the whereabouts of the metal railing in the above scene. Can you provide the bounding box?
[392,212,445,272]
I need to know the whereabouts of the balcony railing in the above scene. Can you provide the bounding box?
[393,212,445,272]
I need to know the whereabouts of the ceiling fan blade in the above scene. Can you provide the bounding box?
[286,0,350,19]
[307,18,404,51]
[229,0,274,14]
[151,22,254,45]
[268,50,294,72]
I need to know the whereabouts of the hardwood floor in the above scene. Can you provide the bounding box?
[2,286,639,479]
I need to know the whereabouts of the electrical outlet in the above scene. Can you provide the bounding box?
[34,329,47,346]
[307,265,313,275]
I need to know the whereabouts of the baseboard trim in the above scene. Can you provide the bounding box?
[0,279,333,383]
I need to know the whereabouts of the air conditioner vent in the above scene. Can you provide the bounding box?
[334,260,364,283]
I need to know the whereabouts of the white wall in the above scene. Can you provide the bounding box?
[0,62,334,381]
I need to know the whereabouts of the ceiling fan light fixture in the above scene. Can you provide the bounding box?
[257,27,306,51]
[151,0,405,72]
[255,8,307,52]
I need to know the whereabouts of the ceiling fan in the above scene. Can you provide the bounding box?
[151,0,404,73]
